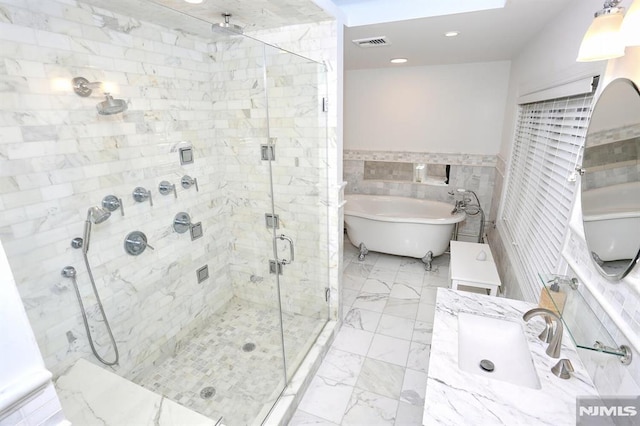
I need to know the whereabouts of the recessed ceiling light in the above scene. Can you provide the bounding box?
[390,58,408,64]
[184,0,204,4]
[444,31,460,37]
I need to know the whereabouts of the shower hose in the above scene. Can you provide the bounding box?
[68,253,120,366]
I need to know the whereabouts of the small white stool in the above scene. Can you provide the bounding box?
[449,241,501,296]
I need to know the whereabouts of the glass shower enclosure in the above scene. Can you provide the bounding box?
[0,1,330,424]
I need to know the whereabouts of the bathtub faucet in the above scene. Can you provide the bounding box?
[451,200,465,214]
[449,188,486,243]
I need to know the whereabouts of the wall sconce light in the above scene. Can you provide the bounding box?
[577,0,640,62]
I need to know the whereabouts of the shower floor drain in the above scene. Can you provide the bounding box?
[242,342,256,352]
[200,386,216,399]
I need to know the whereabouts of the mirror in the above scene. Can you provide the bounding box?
[581,78,640,281]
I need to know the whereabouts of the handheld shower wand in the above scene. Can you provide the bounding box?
[82,206,111,254]
[68,206,119,366]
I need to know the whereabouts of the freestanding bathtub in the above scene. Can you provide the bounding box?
[344,194,466,270]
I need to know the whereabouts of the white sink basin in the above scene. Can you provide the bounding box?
[458,312,541,389]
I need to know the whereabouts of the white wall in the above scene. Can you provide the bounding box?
[344,61,510,154]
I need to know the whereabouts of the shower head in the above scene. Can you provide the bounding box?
[83,206,111,254]
[87,206,111,224]
[97,93,127,115]
[212,13,243,35]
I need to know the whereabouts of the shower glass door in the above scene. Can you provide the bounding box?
[263,44,329,382]
[212,36,328,424]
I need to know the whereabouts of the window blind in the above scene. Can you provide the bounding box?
[501,92,594,301]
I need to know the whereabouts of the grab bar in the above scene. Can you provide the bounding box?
[276,234,295,264]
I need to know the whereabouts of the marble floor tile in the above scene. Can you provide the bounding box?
[406,341,431,373]
[341,289,359,309]
[296,376,355,425]
[411,320,433,345]
[343,262,373,279]
[292,244,453,426]
[395,270,425,286]
[422,274,449,288]
[343,273,367,292]
[331,326,374,356]
[352,292,389,313]
[376,314,415,341]
[373,255,403,272]
[415,301,436,323]
[343,307,382,332]
[383,298,419,320]
[400,368,428,406]
[361,276,394,294]
[389,282,421,300]
[395,401,424,425]
[355,358,405,400]
[368,334,411,367]
[289,410,340,425]
[315,348,365,386]
[341,388,398,426]
[398,258,426,275]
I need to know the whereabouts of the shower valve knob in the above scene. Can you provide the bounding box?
[71,237,83,249]
[133,187,153,207]
[102,195,124,216]
[158,181,177,198]
[124,231,153,256]
[173,212,192,234]
[181,175,199,192]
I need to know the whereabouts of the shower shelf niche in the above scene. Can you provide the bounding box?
[362,160,450,186]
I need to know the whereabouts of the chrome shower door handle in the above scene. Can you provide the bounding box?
[276,234,295,264]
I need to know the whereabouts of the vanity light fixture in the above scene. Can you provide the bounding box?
[577,0,640,62]
[390,58,408,64]
[444,31,460,37]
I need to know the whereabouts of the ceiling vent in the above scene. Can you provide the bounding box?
[352,36,390,48]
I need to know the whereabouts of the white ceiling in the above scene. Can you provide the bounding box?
[82,0,577,70]
[343,0,576,69]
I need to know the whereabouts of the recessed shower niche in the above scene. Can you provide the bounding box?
[363,160,450,185]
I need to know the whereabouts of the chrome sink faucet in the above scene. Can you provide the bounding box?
[523,308,563,358]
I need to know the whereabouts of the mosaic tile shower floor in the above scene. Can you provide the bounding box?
[135,297,323,425]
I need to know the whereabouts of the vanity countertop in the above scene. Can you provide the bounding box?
[423,288,598,426]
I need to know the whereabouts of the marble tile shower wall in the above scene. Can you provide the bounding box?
[0,0,232,379]
[344,150,497,240]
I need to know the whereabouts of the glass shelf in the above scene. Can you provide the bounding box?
[537,273,631,363]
